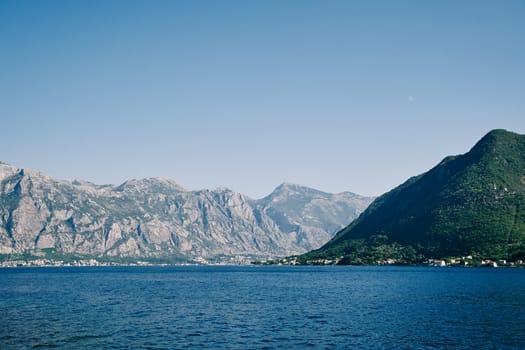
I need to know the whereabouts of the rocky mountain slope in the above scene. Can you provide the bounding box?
[300,129,525,264]
[0,162,372,263]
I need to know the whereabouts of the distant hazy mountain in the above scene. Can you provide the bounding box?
[256,183,370,250]
[0,162,372,263]
[300,129,525,264]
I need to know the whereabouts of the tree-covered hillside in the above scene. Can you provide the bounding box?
[299,129,525,264]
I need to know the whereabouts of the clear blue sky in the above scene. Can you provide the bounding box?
[1,0,524,198]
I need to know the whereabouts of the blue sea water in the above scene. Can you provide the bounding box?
[1,266,524,349]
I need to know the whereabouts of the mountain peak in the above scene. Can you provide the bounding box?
[267,182,327,199]
[469,129,523,155]
[114,177,186,192]
[276,182,328,193]
[277,182,308,190]
[483,128,519,139]
[0,162,17,181]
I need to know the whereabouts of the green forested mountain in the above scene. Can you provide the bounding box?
[299,129,525,264]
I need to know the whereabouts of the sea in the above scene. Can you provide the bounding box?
[1,266,524,349]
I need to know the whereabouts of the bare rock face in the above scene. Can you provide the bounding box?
[0,162,373,262]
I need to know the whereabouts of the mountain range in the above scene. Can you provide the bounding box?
[0,162,372,263]
[299,129,525,264]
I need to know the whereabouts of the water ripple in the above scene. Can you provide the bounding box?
[1,266,524,349]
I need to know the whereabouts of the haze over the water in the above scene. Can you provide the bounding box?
[1,0,523,198]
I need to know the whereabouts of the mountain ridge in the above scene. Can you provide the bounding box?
[0,161,373,263]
